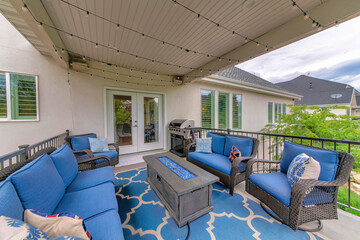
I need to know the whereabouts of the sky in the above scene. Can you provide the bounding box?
[237,16,360,90]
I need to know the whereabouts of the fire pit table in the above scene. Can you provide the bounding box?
[143,152,219,227]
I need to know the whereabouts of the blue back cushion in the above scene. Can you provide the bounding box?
[280,141,339,181]
[50,145,79,188]
[71,134,97,151]
[0,181,24,220]
[11,154,65,214]
[207,133,225,155]
[224,136,253,157]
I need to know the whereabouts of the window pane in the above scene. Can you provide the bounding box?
[283,104,286,114]
[10,74,37,120]
[232,94,242,129]
[201,90,215,128]
[114,95,132,146]
[268,102,273,123]
[218,92,229,129]
[0,73,6,118]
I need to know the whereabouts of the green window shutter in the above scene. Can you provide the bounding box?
[201,90,215,128]
[0,73,6,118]
[232,94,242,129]
[268,102,273,123]
[10,74,37,120]
[218,92,229,129]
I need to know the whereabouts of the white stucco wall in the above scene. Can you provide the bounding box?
[0,14,294,154]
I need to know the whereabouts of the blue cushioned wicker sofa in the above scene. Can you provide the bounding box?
[0,144,124,240]
[187,132,259,195]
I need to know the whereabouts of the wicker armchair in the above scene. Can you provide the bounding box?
[187,132,259,195]
[65,133,119,169]
[246,142,354,231]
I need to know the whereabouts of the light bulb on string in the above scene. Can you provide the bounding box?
[116,24,120,30]
[86,11,89,17]
[312,20,317,27]
[232,31,235,37]
[197,14,200,21]
[95,43,99,48]
[22,4,28,12]
[69,34,73,39]
[256,42,260,46]
[38,22,43,28]
[244,37,248,43]
[304,13,309,20]
[292,2,296,9]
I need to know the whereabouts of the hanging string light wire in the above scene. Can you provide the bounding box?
[291,0,323,30]
[58,0,270,59]
[170,0,270,49]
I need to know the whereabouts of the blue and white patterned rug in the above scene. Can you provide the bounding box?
[115,168,327,240]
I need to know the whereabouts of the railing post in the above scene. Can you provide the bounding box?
[227,128,230,134]
[18,144,29,161]
[66,129,70,137]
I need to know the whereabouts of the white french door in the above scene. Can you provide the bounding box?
[106,90,164,154]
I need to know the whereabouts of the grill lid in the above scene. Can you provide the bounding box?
[169,119,194,128]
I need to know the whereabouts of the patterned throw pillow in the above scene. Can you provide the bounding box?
[195,138,212,153]
[287,153,321,187]
[24,209,91,239]
[89,138,109,152]
[229,145,241,162]
[0,215,48,240]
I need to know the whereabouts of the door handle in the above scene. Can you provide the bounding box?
[133,125,138,127]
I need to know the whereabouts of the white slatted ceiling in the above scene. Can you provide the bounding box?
[41,0,324,75]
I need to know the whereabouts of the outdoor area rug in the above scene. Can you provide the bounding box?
[115,167,328,240]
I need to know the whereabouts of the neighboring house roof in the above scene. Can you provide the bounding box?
[276,75,354,106]
[213,67,290,93]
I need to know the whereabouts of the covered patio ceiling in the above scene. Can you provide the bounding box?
[1,0,360,83]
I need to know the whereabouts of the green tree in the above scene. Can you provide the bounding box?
[261,104,360,171]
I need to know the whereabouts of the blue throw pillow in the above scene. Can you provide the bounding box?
[50,145,79,188]
[89,138,109,152]
[195,138,212,153]
[0,181,24,220]
[11,154,65,214]
[287,153,321,187]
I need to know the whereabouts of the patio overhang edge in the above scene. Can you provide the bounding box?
[184,0,360,82]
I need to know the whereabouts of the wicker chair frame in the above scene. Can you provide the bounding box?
[187,133,259,195]
[246,148,354,231]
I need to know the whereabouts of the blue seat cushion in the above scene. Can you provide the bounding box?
[66,166,115,192]
[71,134,97,151]
[207,133,225,155]
[93,151,118,164]
[280,141,339,181]
[0,180,24,220]
[224,136,253,157]
[50,144,79,188]
[188,152,246,175]
[249,172,333,207]
[84,210,124,240]
[54,182,118,220]
[249,172,292,206]
[11,154,65,214]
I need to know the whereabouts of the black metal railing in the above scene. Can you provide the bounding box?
[0,130,69,170]
[189,127,360,213]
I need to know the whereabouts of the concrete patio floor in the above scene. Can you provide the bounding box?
[114,155,360,240]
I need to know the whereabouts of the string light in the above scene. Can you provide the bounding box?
[197,14,200,21]
[27,1,268,73]
[82,56,86,60]
[303,13,309,20]
[116,50,120,55]
[85,11,89,17]
[141,33,145,39]
[291,1,329,32]
[22,4,28,12]
[38,22,43,28]
[292,1,297,9]
[232,31,235,37]
[173,0,177,6]
[256,42,260,46]
[116,24,120,30]
[244,37,248,43]
[61,48,65,53]
[57,0,269,60]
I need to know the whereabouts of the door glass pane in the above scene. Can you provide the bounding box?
[0,73,6,118]
[218,92,229,129]
[144,97,159,143]
[114,95,132,146]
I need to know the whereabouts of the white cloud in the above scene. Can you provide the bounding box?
[237,16,360,86]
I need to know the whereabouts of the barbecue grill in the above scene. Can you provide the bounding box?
[168,119,195,157]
